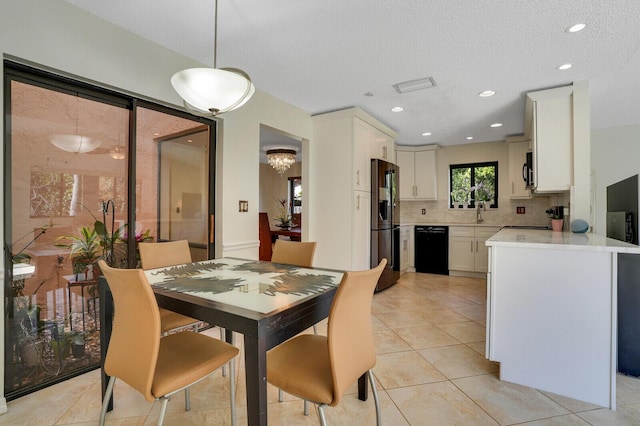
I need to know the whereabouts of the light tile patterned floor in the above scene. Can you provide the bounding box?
[4,272,640,425]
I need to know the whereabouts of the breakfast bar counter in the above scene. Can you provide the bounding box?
[485,229,640,409]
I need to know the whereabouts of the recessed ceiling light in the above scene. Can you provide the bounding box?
[566,23,586,33]
[390,106,404,112]
[490,123,503,128]
[421,132,432,136]
[466,136,474,140]
[557,63,572,70]
[478,90,496,97]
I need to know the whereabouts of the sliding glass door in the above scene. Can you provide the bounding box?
[3,64,216,399]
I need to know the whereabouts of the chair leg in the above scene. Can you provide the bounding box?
[185,387,191,411]
[278,389,284,402]
[99,376,116,426]
[221,327,227,377]
[304,399,309,416]
[367,369,381,426]
[317,403,328,426]
[312,324,318,335]
[230,356,237,426]
[157,397,170,426]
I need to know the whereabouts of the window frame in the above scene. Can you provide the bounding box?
[449,161,499,209]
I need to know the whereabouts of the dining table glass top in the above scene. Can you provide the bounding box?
[144,258,344,314]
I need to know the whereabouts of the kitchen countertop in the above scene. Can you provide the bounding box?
[400,223,534,228]
[486,228,640,253]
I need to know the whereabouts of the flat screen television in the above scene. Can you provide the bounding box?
[607,211,627,242]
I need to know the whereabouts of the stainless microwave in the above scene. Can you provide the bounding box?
[522,151,534,188]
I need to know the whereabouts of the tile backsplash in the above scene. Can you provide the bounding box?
[400,196,566,227]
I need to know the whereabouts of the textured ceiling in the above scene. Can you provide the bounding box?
[64,0,640,147]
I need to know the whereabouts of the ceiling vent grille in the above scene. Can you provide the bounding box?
[392,77,437,94]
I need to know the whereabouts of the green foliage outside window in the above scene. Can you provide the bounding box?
[450,162,498,208]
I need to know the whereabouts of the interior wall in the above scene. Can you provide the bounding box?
[591,125,640,236]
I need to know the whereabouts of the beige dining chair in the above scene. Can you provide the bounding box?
[267,259,386,425]
[138,240,203,335]
[271,239,316,268]
[271,239,318,409]
[97,260,239,426]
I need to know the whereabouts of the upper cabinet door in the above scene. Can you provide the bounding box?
[396,150,415,199]
[372,127,395,163]
[414,150,437,200]
[353,117,371,192]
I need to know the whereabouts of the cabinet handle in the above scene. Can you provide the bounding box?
[413,185,417,196]
[470,241,473,252]
[476,240,478,252]
[356,170,360,186]
[356,194,360,210]
[512,182,514,194]
[383,146,387,158]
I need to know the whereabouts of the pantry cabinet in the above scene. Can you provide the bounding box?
[312,108,397,271]
[396,146,437,200]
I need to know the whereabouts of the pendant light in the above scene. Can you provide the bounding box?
[171,0,255,116]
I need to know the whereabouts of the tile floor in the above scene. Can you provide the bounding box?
[4,272,640,425]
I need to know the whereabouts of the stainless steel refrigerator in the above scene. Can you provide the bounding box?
[371,159,400,291]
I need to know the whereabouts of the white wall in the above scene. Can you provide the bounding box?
[591,125,640,236]
[0,0,310,410]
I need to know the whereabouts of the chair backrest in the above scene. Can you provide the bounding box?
[327,258,386,406]
[138,240,192,270]
[98,260,160,402]
[271,240,317,268]
[258,212,272,261]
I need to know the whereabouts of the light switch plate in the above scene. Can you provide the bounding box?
[516,206,525,214]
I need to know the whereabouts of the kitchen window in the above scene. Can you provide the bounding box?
[449,162,498,208]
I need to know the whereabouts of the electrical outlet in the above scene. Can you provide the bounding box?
[421,208,426,215]
[516,206,525,214]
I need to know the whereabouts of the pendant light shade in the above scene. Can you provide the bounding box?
[50,134,101,154]
[171,67,255,116]
[171,0,255,116]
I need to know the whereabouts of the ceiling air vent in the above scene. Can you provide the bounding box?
[392,77,437,94]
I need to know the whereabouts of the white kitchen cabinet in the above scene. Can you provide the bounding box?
[396,146,437,200]
[525,86,573,193]
[352,191,371,271]
[311,108,397,271]
[372,126,395,163]
[399,225,413,273]
[449,226,500,275]
[506,136,531,199]
[353,117,372,192]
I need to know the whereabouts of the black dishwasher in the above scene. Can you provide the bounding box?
[415,226,449,275]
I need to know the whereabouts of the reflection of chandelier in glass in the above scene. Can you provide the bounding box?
[50,134,101,154]
[109,145,126,160]
[267,149,296,175]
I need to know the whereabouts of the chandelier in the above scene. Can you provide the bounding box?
[171,0,255,116]
[267,149,296,175]
[50,134,101,154]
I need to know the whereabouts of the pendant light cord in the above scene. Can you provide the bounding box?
[213,0,218,69]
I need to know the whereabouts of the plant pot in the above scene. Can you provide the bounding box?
[52,339,70,360]
[20,340,43,367]
[551,219,564,232]
[71,342,85,358]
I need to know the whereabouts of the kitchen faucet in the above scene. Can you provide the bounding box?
[476,202,485,223]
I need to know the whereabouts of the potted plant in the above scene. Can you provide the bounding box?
[274,198,292,228]
[55,225,101,279]
[546,208,564,232]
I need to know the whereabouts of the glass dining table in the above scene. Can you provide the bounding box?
[99,257,356,425]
